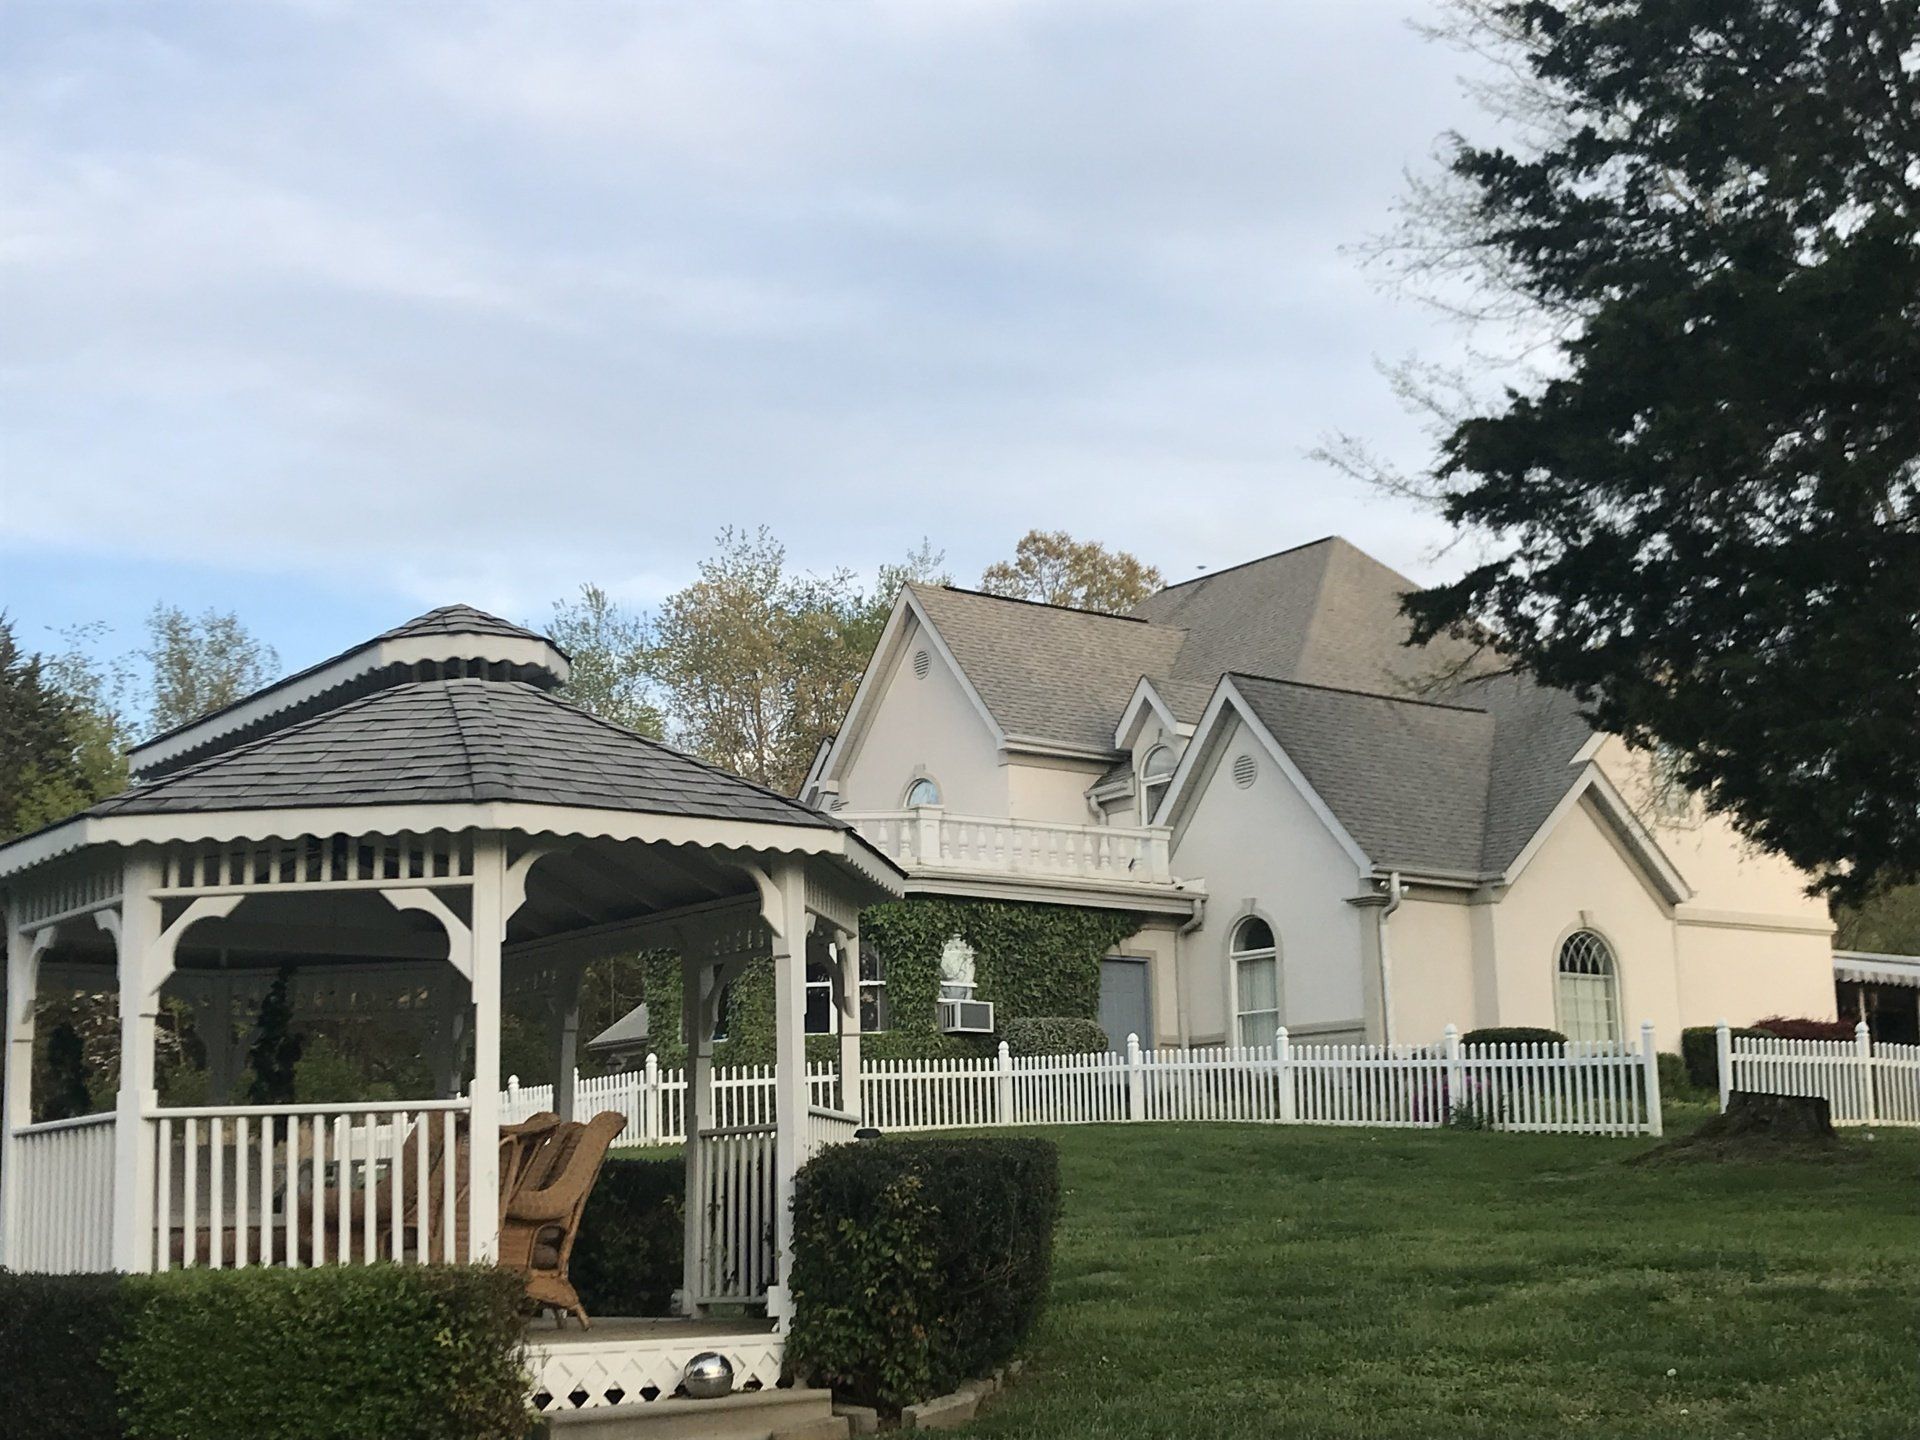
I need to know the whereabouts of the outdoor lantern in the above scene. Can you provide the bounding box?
[681,1352,735,1400]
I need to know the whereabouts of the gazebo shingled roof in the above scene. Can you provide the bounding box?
[90,678,842,830]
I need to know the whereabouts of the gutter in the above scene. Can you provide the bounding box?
[1174,894,1207,1048]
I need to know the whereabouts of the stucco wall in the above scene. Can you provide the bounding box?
[1168,715,1369,1045]
[1675,921,1838,1027]
[834,615,1008,816]
[1005,755,1108,825]
[1387,893,1479,1043]
[1491,794,1686,1047]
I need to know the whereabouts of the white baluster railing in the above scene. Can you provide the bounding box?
[838,809,1174,885]
[688,1124,777,1305]
[7,1113,116,1274]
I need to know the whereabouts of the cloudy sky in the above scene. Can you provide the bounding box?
[2,0,1487,673]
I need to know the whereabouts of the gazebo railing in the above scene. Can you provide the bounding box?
[148,1100,471,1270]
[7,1113,117,1274]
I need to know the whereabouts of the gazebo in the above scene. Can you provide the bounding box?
[0,606,902,1410]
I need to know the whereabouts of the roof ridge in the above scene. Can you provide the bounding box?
[1225,670,1489,715]
[922,583,1158,624]
[499,680,846,825]
[1143,536,1346,597]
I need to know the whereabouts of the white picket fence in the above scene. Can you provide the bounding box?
[506,1022,1664,1141]
[1720,1021,1920,1126]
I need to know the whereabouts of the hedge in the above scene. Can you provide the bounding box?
[1754,1016,1859,1042]
[787,1136,1061,1412]
[1460,1026,1566,1049]
[1680,1024,1766,1091]
[1001,1015,1110,1055]
[568,1156,685,1317]
[0,1270,126,1438]
[0,1266,530,1440]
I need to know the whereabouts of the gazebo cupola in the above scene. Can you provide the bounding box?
[1,604,902,1325]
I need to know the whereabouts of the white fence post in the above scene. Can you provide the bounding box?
[1125,1034,1145,1121]
[1275,1027,1296,1124]
[1856,1021,1876,1126]
[996,1041,1015,1126]
[1442,1024,1463,1119]
[643,1053,662,1144]
[1715,1019,1733,1112]
[1640,1021,1663,1138]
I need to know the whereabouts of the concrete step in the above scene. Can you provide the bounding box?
[539,1386,838,1440]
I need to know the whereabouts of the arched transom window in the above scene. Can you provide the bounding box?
[904,777,942,809]
[1555,930,1621,1043]
[1140,744,1177,824]
[1231,916,1279,1047]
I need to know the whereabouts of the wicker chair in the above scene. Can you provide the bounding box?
[498,1110,627,1328]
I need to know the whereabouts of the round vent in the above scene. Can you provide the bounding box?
[1232,754,1258,789]
[912,649,931,679]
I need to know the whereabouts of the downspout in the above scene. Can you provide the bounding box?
[1377,871,1404,1048]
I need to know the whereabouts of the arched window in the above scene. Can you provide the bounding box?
[1230,916,1279,1047]
[1556,930,1621,1043]
[904,777,941,809]
[1140,744,1177,824]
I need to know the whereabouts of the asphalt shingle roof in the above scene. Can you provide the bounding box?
[93,678,844,830]
[908,585,1186,753]
[374,604,558,651]
[898,538,1598,878]
[1228,674,1496,875]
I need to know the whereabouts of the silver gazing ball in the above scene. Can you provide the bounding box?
[681,1351,735,1400]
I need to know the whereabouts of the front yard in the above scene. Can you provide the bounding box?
[961,1120,1919,1439]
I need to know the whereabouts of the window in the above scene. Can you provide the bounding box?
[1556,930,1621,1043]
[1140,744,1177,823]
[805,945,891,1034]
[860,946,889,1032]
[904,777,941,808]
[805,954,836,1035]
[1231,916,1279,1047]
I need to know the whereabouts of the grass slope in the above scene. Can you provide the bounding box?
[962,1123,1919,1440]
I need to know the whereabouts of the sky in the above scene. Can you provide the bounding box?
[1,0,1490,678]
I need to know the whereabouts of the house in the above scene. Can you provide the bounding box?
[802,537,1838,1052]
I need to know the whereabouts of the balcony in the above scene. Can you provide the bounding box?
[839,808,1186,906]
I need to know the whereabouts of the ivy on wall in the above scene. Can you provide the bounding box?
[621,897,1146,1068]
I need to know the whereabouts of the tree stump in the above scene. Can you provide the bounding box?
[1716,1090,1834,1138]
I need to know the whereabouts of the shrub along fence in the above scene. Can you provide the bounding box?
[508,1023,1665,1140]
[1718,1020,1920,1126]
[0,1265,529,1440]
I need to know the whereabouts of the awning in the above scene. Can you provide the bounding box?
[1834,950,1920,989]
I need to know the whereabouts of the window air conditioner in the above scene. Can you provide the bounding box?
[937,997,996,1034]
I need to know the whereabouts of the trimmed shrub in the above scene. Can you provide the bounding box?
[1754,1016,1858,1042]
[788,1136,1061,1412]
[0,1269,128,1438]
[1680,1025,1766,1091]
[1001,1015,1111,1055]
[569,1156,685,1317]
[1460,1026,1566,1049]
[114,1266,529,1440]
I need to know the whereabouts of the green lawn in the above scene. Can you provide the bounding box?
[961,1120,1920,1440]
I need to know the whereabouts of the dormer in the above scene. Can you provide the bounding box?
[127,604,572,781]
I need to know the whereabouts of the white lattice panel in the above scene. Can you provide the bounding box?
[525,1329,787,1412]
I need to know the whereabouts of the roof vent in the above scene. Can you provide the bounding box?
[1232,754,1258,789]
[913,650,932,680]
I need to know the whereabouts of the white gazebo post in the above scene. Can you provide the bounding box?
[1,903,44,1266]
[552,962,586,1123]
[108,853,164,1273]
[466,837,506,1263]
[833,927,863,1122]
[765,859,810,1325]
[679,948,720,1317]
